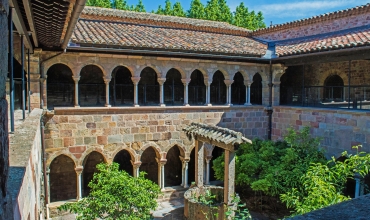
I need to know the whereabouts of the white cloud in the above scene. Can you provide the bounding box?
[251,0,370,18]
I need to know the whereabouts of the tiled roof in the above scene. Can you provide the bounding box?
[70,19,267,56]
[81,6,251,37]
[252,3,370,36]
[275,25,370,57]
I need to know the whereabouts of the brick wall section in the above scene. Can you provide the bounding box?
[0,0,13,219]
[254,13,370,41]
[272,106,370,158]
[8,109,44,219]
[44,106,268,166]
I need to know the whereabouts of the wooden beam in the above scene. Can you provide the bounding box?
[9,0,33,53]
[22,0,38,47]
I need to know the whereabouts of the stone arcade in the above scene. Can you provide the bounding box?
[1,1,370,219]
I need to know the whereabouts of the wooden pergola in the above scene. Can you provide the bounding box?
[183,123,252,205]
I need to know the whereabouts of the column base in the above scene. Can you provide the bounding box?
[226,103,233,106]
[105,104,111,107]
[74,105,80,108]
[184,103,190,106]
[205,103,212,106]
[183,184,189,188]
[244,103,252,106]
[133,104,140,107]
[160,104,166,107]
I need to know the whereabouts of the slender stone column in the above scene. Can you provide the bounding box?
[75,166,83,200]
[224,150,235,205]
[72,76,80,107]
[184,160,189,188]
[181,79,191,106]
[224,80,234,106]
[244,82,251,105]
[195,140,205,186]
[156,158,166,190]
[272,82,281,106]
[131,77,140,107]
[47,168,51,204]
[205,156,212,185]
[158,78,166,107]
[104,77,111,107]
[204,81,212,106]
[131,161,142,177]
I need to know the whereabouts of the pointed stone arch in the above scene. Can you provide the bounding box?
[47,152,77,168]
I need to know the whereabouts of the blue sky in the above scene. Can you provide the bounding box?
[125,0,369,25]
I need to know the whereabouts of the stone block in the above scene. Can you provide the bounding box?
[86,122,96,129]
[108,135,122,143]
[134,134,146,142]
[97,136,107,145]
[53,138,64,148]
[84,137,97,145]
[122,134,134,143]
[75,137,84,145]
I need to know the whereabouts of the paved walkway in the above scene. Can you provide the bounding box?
[152,198,185,219]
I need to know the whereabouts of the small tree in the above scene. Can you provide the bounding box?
[59,163,160,220]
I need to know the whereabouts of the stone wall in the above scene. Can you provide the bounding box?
[0,0,12,219]
[272,106,370,158]
[254,11,370,41]
[44,106,268,167]
[7,109,44,220]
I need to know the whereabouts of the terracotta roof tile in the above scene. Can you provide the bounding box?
[276,26,370,56]
[71,19,266,56]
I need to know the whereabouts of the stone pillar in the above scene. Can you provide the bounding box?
[262,81,270,106]
[224,80,233,106]
[156,158,166,190]
[244,82,251,105]
[195,140,204,187]
[131,77,140,107]
[40,76,47,109]
[272,82,280,106]
[75,166,83,200]
[180,157,190,188]
[181,79,191,106]
[184,160,189,188]
[204,81,212,106]
[28,49,42,110]
[205,156,212,185]
[72,76,80,107]
[104,77,111,107]
[131,161,141,177]
[224,150,235,205]
[158,78,166,107]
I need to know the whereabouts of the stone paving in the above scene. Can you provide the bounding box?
[152,198,185,219]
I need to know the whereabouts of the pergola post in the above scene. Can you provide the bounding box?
[195,140,204,187]
[224,150,235,205]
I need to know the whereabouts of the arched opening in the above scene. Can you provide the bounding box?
[110,66,133,106]
[46,64,74,109]
[324,75,344,102]
[140,147,159,184]
[280,67,303,105]
[79,65,105,107]
[231,72,246,105]
[164,69,184,106]
[210,146,223,182]
[139,67,159,105]
[210,71,226,105]
[188,70,206,105]
[49,155,76,202]
[164,146,182,186]
[113,150,133,176]
[251,73,262,105]
[82,151,105,197]
[188,149,195,184]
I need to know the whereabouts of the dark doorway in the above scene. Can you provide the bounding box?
[79,65,105,107]
[49,155,76,202]
[164,69,184,106]
[210,71,226,105]
[324,75,344,102]
[141,147,158,184]
[164,146,183,186]
[47,64,74,109]
[113,150,133,176]
[110,66,133,106]
[188,70,206,105]
[251,73,262,105]
[139,67,159,105]
[231,72,246,105]
[82,152,105,197]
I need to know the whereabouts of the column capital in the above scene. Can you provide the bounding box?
[72,76,80,83]
[244,80,251,87]
[204,80,212,86]
[104,77,112,84]
[75,166,83,174]
[181,78,191,85]
[130,160,142,169]
[206,156,213,162]
[224,79,234,86]
[156,157,167,166]
[157,78,166,85]
[131,76,141,84]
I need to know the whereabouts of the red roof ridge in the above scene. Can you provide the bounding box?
[81,6,251,37]
[252,3,370,36]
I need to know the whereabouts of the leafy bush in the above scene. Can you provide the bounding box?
[281,146,370,216]
[213,127,326,196]
[59,162,160,220]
